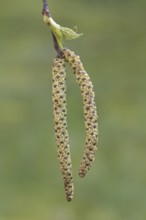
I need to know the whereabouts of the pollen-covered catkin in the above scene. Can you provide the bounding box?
[52,57,74,201]
[63,49,98,177]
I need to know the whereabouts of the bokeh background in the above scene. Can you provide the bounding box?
[0,0,146,219]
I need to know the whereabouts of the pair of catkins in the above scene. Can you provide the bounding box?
[42,0,98,202]
[52,49,98,201]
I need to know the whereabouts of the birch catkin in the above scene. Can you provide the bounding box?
[63,49,98,177]
[52,57,74,201]
[42,0,99,201]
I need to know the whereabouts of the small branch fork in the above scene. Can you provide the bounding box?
[42,0,62,55]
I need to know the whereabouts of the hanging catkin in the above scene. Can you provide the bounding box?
[52,56,74,201]
[42,0,99,202]
[63,49,98,177]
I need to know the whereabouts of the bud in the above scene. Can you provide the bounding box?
[43,14,83,49]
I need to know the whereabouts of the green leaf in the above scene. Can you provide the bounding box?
[43,15,83,48]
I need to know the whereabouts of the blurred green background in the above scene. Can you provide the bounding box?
[0,0,146,219]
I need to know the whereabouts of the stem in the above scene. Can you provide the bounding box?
[52,32,62,55]
[42,0,51,17]
[42,0,62,54]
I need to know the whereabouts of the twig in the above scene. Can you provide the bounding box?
[42,0,82,53]
[42,0,51,17]
[42,0,61,53]
[52,32,62,54]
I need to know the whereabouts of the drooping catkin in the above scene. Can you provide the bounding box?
[52,57,74,201]
[63,49,98,177]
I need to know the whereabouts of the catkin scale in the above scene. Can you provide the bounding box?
[63,49,98,177]
[52,57,74,201]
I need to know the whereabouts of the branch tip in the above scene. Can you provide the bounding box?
[42,0,51,17]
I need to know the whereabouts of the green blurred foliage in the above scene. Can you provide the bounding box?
[0,0,146,219]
